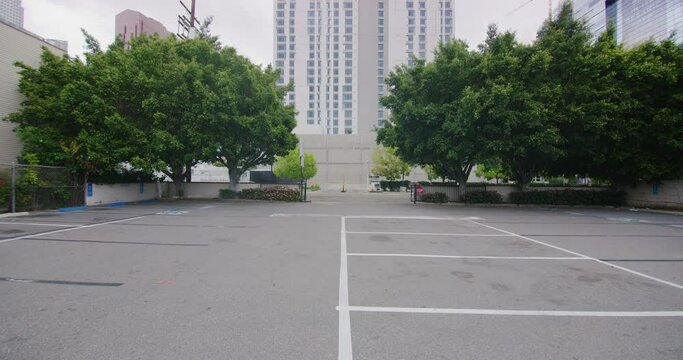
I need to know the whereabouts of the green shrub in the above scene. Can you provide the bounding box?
[509,189,626,206]
[420,192,448,204]
[308,183,321,191]
[459,190,502,204]
[0,178,9,212]
[219,188,237,199]
[380,180,404,191]
[240,186,300,201]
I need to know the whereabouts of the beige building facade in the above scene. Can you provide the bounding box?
[0,19,66,164]
[115,9,171,44]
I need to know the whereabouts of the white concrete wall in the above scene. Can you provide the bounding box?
[0,21,65,164]
[623,180,683,210]
[85,183,159,206]
[176,183,260,199]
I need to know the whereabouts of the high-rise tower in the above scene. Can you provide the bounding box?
[273,0,453,136]
[0,0,24,28]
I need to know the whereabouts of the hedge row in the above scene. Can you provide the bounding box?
[420,192,448,203]
[509,189,626,206]
[459,190,502,204]
[380,180,410,191]
[220,186,300,202]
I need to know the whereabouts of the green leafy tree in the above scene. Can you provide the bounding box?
[5,36,139,179]
[474,161,509,183]
[273,149,318,180]
[209,48,298,190]
[371,147,411,181]
[610,38,683,183]
[379,40,482,192]
[459,26,561,190]
[422,165,440,182]
[109,35,219,196]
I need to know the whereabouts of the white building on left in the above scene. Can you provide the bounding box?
[0,7,67,163]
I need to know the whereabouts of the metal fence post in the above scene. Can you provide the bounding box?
[11,162,16,213]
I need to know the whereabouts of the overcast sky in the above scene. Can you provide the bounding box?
[23,0,550,66]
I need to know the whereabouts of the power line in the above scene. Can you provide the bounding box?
[506,0,537,16]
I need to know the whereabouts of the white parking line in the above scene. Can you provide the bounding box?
[270,213,342,217]
[0,216,147,245]
[340,306,683,317]
[347,253,587,260]
[467,220,683,291]
[346,231,512,237]
[338,216,353,360]
[0,222,79,227]
[345,215,464,220]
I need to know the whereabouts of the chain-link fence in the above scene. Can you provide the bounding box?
[0,163,85,213]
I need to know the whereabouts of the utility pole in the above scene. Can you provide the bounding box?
[177,0,198,39]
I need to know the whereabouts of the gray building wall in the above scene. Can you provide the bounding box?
[0,20,66,164]
[573,0,683,46]
[299,133,430,190]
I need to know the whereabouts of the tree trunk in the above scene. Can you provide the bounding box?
[456,172,467,200]
[172,174,185,198]
[228,165,241,192]
[185,161,193,183]
[515,166,532,192]
[167,164,187,198]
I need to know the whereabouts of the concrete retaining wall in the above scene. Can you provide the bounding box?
[85,182,159,206]
[622,180,683,210]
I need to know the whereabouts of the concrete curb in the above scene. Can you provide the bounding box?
[0,212,30,218]
[627,208,683,216]
[412,201,683,215]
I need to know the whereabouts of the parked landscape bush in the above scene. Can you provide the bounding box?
[509,189,626,206]
[219,189,238,199]
[239,186,300,202]
[459,190,503,204]
[420,192,448,204]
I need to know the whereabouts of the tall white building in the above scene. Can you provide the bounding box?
[0,0,23,28]
[273,0,454,136]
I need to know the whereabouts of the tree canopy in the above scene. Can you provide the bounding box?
[5,29,298,196]
[379,2,683,189]
[371,146,411,181]
[273,149,318,180]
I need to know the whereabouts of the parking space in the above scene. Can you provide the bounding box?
[339,211,683,360]
[1,197,682,359]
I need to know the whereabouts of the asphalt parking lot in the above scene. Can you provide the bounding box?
[0,193,682,359]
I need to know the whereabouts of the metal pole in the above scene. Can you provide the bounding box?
[191,0,196,27]
[11,162,16,213]
[300,167,304,202]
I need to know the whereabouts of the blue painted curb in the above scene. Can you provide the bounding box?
[58,206,89,212]
[107,202,127,207]
[140,199,160,203]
